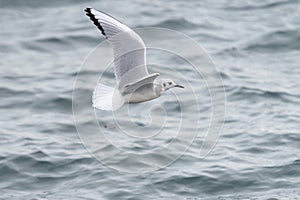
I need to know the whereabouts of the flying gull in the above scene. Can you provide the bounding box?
[84,8,184,111]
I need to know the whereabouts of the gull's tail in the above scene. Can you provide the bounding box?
[92,84,124,111]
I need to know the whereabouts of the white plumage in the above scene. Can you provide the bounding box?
[85,8,184,111]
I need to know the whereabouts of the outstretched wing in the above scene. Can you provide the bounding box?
[85,8,149,87]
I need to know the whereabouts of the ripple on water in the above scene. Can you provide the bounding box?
[243,29,300,53]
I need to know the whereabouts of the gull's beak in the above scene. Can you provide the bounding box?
[175,84,184,88]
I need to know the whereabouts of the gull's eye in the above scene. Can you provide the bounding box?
[168,82,172,85]
[163,83,166,87]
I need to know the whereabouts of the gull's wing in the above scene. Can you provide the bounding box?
[85,8,150,88]
[122,73,160,94]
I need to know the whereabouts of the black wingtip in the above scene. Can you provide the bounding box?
[84,7,107,39]
[84,7,90,12]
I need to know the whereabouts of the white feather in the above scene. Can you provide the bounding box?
[92,84,124,111]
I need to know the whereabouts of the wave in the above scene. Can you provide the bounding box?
[153,158,300,197]
[217,29,300,55]
[224,0,299,11]
[150,18,199,30]
[20,33,103,54]
[243,29,300,53]
[226,85,300,103]
[0,87,33,98]
[29,94,72,113]
[0,0,95,9]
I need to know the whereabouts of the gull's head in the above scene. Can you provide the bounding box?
[160,79,184,92]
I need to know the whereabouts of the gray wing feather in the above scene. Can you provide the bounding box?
[85,8,149,86]
[121,73,160,94]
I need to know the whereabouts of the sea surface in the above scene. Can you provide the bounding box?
[1,0,300,199]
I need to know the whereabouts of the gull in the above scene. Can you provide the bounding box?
[84,8,184,111]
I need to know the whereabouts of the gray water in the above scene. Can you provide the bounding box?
[1,0,300,199]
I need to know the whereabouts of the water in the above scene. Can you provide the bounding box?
[1,0,300,199]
